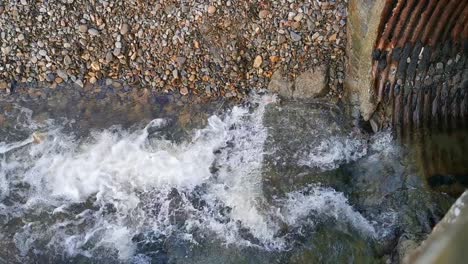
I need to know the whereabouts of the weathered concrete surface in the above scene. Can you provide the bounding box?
[405,191,468,264]
[345,0,386,121]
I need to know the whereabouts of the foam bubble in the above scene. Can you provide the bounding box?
[0,94,384,260]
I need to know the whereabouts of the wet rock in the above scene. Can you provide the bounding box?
[293,66,328,98]
[268,70,293,98]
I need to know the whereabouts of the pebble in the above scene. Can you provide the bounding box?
[253,55,263,68]
[88,28,99,36]
[290,31,301,42]
[0,0,348,99]
[259,10,269,19]
[208,6,216,14]
[175,56,186,67]
[78,24,88,33]
[120,24,129,35]
[180,87,189,95]
[56,69,68,80]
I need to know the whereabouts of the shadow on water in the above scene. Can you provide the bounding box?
[400,126,468,198]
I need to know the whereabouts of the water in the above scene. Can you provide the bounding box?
[0,90,460,263]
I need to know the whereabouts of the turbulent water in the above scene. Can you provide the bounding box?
[0,93,429,263]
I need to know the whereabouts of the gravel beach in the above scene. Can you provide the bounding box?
[0,0,347,99]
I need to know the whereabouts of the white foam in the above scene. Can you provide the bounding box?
[298,136,368,171]
[0,94,382,259]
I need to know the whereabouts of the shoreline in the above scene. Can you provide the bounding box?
[0,1,347,99]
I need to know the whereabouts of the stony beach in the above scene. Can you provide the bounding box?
[0,0,347,100]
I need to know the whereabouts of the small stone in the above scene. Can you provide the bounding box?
[17,34,24,41]
[91,61,100,71]
[180,87,189,95]
[0,81,7,90]
[208,6,216,14]
[175,56,186,67]
[88,28,99,36]
[105,52,113,63]
[78,24,87,33]
[290,31,301,42]
[38,49,47,57]
[294,13,303,22]
[120,23,129,35]
[56,69,68,80]
[115,41,122,49]
[270,56,280,63]
[63,43,71,49]
[31,56,38,64]
[75,79,84,87]
[64,55,71,65]
[113,48,121,56]
[20,0,27,5]
[172,69,179,79]
[89,76,97,84]
[55,77,63,84]
[312,32,320,40]
[253,55,263,68]
[259,10,269,19]
[329,33,337,42]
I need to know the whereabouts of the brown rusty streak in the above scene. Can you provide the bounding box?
[377,0,418,102]
[377,0,407,50]
[452,5,468,42]
[463,19,468,40]
[421,0,451,45]
[441,1,467,42]
[429,0,460,47]
[377,0,399,42]
[372,0,403,95]
[410,0,439,44]
[377,66,390,102]
[391,0,417,47]
[398,0,428,47]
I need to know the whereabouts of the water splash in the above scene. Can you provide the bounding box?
[0,94,382,260]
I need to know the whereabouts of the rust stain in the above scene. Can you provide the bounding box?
[370,0,468,131]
